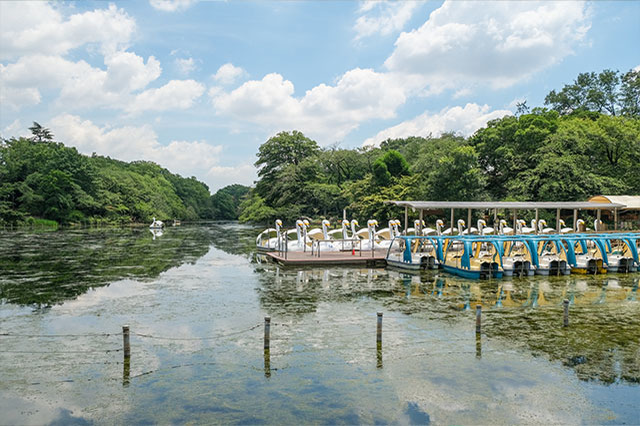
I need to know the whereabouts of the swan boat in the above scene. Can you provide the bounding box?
[385,235,443,271]
[497,236,536,276]
[523,235,571,276]
[441,236,504,279]
[150,217,164,229]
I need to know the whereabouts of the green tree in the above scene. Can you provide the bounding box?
[28,122,54,142]
[255,131,320,203]
[620,69,640,117]
[380,149,410,177]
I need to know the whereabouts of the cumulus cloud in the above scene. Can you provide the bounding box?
[1,53,162,111]
[149,0,196,12]
[126,80,205,114]
[363,103,512,146]
[49,114,224,191]
[211,68,409,143]
[354,1,421,40]
[385,1,590,89]
[212,63,247,85]
[0,2,135,60]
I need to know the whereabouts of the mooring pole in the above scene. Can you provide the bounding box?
[122,325,131,386]
[475,333,482,359]
[476,305,482,334]
[122,325,130,358]
[556,208,561,233]
[264,316,271,350]
[563,299,569,327]
[376,312,383,368]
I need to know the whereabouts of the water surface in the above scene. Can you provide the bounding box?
[1,223,638,424]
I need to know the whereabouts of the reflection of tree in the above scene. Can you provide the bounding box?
[482,278,640,384]
[0,226,212,307]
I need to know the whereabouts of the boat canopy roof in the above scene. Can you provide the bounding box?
[385,200,625,211]
[588,195,640,210]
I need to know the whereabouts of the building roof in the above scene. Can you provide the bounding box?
[588,195,640,210]
[385,200,626,211]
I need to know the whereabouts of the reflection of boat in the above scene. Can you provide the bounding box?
[150,217,164,229]
[149,228,163,240]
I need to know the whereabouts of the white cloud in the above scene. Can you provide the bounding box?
[49,114,224,192]
[0,2,135,60]
[212,63,247,85]
[126,80,205,114]
[104,51,162,92]
[211,68,409,143]
[175,57,196,74]
[634,64,640,72]
[1,53,162,111]
[206,164,257,192]
[354,1,421,40]
[385,1,590,89]
[1,119,25,139]
[363,103,512,146]
[149,0,196,12]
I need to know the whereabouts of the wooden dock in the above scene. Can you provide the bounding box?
[265,249,388,267]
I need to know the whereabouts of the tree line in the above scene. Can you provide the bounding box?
[0,129,249,226]
[239,68,640,225]
[1,68,638,226]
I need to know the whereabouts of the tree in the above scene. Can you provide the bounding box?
[254,130,320,202]
[620,69,640,117]
[28,122,54,142]
[380,149,410,177]
[372,159,391,187]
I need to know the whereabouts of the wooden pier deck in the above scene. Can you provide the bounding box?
[265,249,388,267]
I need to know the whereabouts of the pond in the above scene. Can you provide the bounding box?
[1,223,638,424]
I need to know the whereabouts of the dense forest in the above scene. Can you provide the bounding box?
[1,68,638,227]
[239,68,640,225]
[0,127,249,226]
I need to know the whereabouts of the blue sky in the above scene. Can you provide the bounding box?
[1,1,639,192]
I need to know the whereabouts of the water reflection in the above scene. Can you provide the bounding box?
[0,225,213,307]
[255,263,639,384]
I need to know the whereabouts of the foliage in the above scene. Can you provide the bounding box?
[211,184,250,220]
[239,72,639,224]
[544,69,639,117]
[0,137,215,225]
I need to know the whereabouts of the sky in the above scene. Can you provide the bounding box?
[1,1,639,193]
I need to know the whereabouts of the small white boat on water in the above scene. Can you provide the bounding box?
[150,217,164,229]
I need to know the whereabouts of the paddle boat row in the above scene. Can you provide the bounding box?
[385,233,639,279]
[256,217,610,254]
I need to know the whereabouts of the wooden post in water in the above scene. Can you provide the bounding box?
[573,209,578,231]
[535,209,539,234]
[475,333,482,359]
[475,305,482,334]
[122,325,131,358]
[563,299,569,327]
[467,208,472,231]
[122,325,130,386]
[264,316,271,350]
[556,208,561,233]
[376,312,383,369]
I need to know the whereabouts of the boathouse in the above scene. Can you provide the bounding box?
[385,199,636,233]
